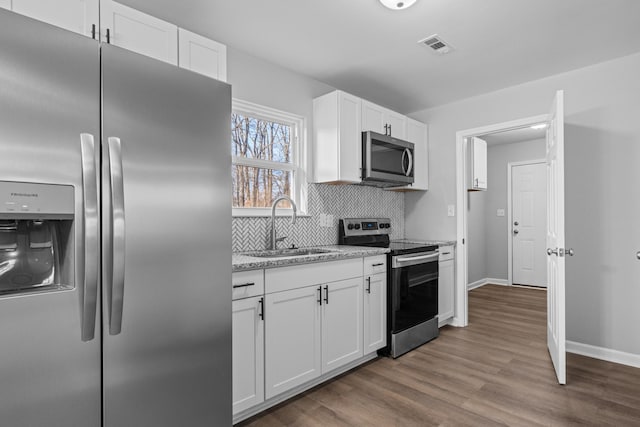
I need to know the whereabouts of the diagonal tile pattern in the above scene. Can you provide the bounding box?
[232,183,404,252]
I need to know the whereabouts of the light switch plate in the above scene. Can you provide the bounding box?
[497,209,505,217]
[447,205,455,217]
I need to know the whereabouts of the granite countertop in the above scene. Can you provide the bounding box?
[395,239,457,247]
[232,245,390,272]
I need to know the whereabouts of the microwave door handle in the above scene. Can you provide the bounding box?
[107,137,126,335]
[80,133,99,342]
[401,149,408,175]
[406,148,413,177]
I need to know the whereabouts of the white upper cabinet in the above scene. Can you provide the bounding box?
[7,0,98,38]
[313,90,362,184]
[178,28,227,81]
[469,136,488,190]
[101,0,178,65]
[362,100,407,139]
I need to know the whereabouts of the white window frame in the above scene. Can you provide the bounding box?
[231,99,308,217]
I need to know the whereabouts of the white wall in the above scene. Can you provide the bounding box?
[406,52,640,355]
[466,189,486,284]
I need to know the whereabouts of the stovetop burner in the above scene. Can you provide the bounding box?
[338,218,438,255]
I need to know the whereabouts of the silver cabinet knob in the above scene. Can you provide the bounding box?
[513,229,519,235]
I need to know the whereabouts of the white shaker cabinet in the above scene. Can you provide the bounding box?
[387,118,429,191]
[363,272,387,353]
[468,136,488,191]
[101,0,178,65]
[321,277,364,373]
[6,0,98,37]
[438,245,455,325]
[178,28,227,81]
[264,285,322,400]
[232,295,265,415]
[362,100,407,139]
[313,90,362,183]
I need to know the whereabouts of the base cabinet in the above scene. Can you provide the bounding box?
[232,296,265,415]
[363,272,387,353]
[264,285,322,400]
[438,245,455,323]
[322,277,363,373]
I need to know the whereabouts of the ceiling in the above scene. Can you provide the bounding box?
[480,126,546,146]
[119,0,640,114]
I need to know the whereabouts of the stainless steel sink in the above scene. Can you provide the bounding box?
[243,248,336,258]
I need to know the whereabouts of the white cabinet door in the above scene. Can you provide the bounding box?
[321,277,363,373]
[363,272,387,354]
[407,118,428,190]
[11,0,98,37]
[232,296,264,415]
[178,28,227,81]
[438,246,455,323]
[386,110,407,140]
[361,100,386,134]
[469,136,488,190]
[264,285,321,399]
[313,90,361,183]
[101,0,177,64]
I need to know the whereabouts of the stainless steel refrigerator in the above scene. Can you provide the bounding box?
[0,9,231,426]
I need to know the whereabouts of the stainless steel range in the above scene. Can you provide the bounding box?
[339,218,439,358]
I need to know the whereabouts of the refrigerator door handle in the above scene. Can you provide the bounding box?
[107,136,126,335]
[80,133,99,342]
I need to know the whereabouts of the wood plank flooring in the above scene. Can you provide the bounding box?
[238,285,640,426]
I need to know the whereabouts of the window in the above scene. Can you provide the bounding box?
[231,99,306,216]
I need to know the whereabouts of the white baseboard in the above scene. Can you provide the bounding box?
[567,340,640,369]
[467,277,510,290]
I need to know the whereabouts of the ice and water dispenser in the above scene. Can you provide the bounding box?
[0,181,75,296]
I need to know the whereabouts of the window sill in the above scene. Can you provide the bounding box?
[233,208,310,218]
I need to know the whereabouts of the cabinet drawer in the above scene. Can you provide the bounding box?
[439,245,454,262]
[265,258,362,294]
[232,270,264,300]
[363,255,387,276]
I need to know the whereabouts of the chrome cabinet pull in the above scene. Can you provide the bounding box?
[107,137,126,335]
[317,286,322,306]
[80,133,99,342]
[372,263,384,267]
[258,298,264,320]
[366,277,371,294]
[324,285,329,304]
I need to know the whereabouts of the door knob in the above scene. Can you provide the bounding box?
[513,229,519,235]
[514,221,519,226]
[566,248,574,256]
[547,248,558,256]
[637,251,640,260]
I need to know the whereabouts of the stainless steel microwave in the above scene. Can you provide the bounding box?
[362,131,414,187]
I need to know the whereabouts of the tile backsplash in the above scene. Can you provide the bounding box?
[232,183,404,252]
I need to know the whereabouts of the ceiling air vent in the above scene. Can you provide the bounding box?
[418,34,453,55]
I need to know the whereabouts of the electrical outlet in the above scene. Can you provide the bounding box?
[447,205,455,217]
[318,213,333,228]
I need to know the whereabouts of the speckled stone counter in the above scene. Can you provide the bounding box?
[232,245,389,272]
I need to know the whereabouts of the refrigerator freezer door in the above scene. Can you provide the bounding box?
[101,44,232,426]
[0,10,101,427]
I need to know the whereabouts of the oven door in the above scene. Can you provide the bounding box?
[362,131,414,185]
[390,251,439,334]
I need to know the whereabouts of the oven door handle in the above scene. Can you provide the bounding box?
[393,252,439,268]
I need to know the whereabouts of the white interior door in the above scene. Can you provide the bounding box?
[546,90,566,384]
[512,162,547,286]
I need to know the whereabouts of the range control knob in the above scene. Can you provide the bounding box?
[347,224,354,230]
[379,223,386,229]
[354,224,361,230]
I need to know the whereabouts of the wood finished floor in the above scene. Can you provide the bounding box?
[238,285,640,426]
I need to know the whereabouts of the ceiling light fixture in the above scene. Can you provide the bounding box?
[530,123,548,130]
[379,0,417,10]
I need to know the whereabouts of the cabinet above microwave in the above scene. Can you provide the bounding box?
[312,90,428,191]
